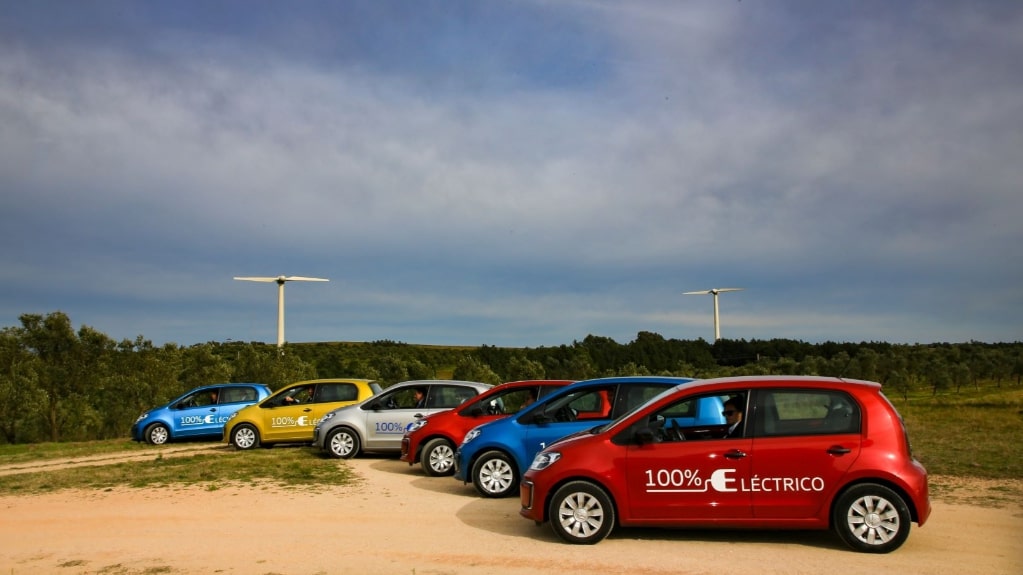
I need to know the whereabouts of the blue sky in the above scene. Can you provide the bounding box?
[2,1,1021,347]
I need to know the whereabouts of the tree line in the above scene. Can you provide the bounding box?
[2,311,1020,445]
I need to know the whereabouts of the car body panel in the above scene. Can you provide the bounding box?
[223,378,379,447]
[519,375,930,549]
[400,379,573,471]
[313,380,493,456]
[131,383,272,444]
[454,376,696,492]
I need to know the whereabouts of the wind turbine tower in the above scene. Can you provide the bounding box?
[684,288,745,342]
[234,276,329,347]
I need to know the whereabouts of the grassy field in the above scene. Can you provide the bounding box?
[894,384,1023,479]
[0,444,354,494]
[0,383,1019,496]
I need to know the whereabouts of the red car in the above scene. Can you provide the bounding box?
[401,379,573,476]
[520,375,931,553]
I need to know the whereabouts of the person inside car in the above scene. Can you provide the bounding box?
[284,386,313,405]
[722,398,744,438]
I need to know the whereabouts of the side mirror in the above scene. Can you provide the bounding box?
[634,427,657,446]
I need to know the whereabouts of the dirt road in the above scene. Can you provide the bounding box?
[1,450,1020,575]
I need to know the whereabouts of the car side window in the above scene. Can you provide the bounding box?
[430,385,478,408]
[383,388,420,409]
[611,384,676,419]
[757,389,861,437]
[317,383,357,403]
[539,385,615,422]
[640,392,732,442]
[221,387,255,403]
[474,387,539,415]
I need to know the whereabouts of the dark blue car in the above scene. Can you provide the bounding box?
[454,376,701,498]
[131,383,272,445]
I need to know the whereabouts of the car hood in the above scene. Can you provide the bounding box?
[546,424,604,450]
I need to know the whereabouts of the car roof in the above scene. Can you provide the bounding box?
[385,379,494,389]
[655,375,882,394]
[291,378,378,385]
[519,375,696,407]
[564,375,696,388]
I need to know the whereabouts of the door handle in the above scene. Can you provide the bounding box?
[827,446,851,455]
[724,450,747,460]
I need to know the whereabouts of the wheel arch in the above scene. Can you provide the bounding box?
[468,445,519,478]
[415,432,457,461]
[539,475,620,526]
[145,420,174,440]
[326,424,364,452]
[829,477,922,524]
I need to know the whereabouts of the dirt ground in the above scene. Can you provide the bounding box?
[0,446,1020,575]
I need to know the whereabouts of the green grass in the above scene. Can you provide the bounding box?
[0,444,356,494]
[893,385,1023,479]
[0,438,151,463]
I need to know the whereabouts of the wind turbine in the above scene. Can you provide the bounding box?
[234,276,329,347]
[683,288,745,342]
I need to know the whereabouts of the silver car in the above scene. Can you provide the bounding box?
[313,379,492,459]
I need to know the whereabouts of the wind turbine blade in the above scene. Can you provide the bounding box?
[283,276,329,282]
[234,277,279,282]
[715,288,745,293]
[683,290,712,295]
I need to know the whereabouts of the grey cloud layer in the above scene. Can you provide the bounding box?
[1,1,1020,345]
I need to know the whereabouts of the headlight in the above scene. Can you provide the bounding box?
[321,412,336,421]
[529,452,561,471]
[462,428,482,445]
[227,412,238,421]
[406,420,427,433]
[134,413,148,423]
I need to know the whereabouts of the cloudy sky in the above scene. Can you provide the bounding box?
[1,1,1021,348]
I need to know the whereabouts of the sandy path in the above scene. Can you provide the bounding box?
[1,455,1021,575]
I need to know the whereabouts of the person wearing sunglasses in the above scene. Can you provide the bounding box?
[722,398,744,438]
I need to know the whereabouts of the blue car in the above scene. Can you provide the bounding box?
[454,376,702,498]
[131,383,272,445]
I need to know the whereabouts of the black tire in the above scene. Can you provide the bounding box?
[230,424,260,450]
[832,483,911,553]
[548,481,616,544]
[326,427,360,459]
[144,423,170,446]
[421,438,456,477]
[471,451,518,498]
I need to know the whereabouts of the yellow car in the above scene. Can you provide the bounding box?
[224,378,381,449]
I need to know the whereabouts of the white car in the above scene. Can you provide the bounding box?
[313,379,492,459]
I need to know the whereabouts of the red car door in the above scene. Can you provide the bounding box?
[750,389,862,519]
[622,391,754,521]
[625,436,753,520]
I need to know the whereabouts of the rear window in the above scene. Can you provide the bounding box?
[430,385,479,408]
[758,389,861,437]
[221,386,258,403]
[317,383,359,403]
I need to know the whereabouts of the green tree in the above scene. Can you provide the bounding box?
[180,344,232,389]
[0,327,44,443]
[232,344,316,389]
[19,312,89,441]
[452,355,502,384]
[505,355,546,381]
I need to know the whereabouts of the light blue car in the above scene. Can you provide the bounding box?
[131,383,272,445]
[454,376,703,498]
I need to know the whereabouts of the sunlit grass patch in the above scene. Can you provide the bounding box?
[0,446,356,493]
